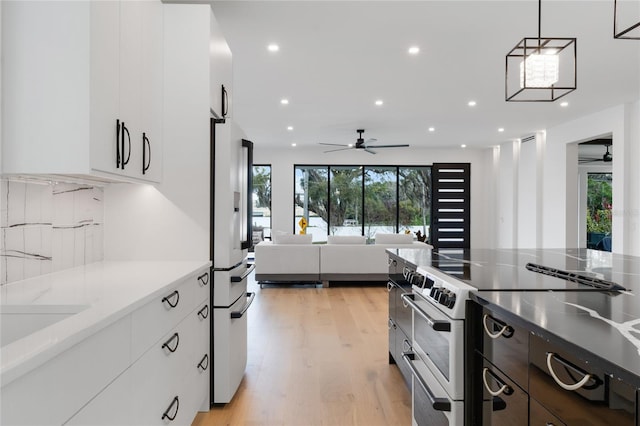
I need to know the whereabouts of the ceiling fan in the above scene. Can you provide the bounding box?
[320,129,409,154]
[579,144,612,164]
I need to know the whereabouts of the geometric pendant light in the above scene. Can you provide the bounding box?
[614,0,640,39]
[506,0,577,101]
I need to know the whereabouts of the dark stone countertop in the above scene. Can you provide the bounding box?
[473,289,640,387]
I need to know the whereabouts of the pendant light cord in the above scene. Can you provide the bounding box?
[538,0,542,39]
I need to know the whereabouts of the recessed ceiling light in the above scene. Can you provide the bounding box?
[280,98,289,105]
[560,101,569,107]
[408,46,420,55]
[291,143,296,147]
[287,126,293,131]
[468,101,477,107]
[375,100,384,106]
[461,144,467,148]
[498,128,505,132]
[267,44,279,52]
[428,127,435,132]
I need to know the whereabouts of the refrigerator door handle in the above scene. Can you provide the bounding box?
[231,264,256,283]
[230,292,256,319]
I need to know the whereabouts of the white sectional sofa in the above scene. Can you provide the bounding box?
[254,233,430,286]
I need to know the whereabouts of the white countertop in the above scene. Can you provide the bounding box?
[0,260,211,386]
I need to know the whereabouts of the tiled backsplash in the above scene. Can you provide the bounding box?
[1,179,104,285]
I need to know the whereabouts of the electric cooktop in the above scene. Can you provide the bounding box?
[421,248,639,293]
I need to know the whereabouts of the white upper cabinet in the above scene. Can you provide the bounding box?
[209,12,232,119]
[2,1,163,183]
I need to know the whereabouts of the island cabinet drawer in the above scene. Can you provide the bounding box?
[131,275,196,360]
[1,315,131,426]
[479,308,529,390]
[529,334,637,426]
[478,354,529,425]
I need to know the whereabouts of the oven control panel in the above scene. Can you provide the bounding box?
[415,266,475,319]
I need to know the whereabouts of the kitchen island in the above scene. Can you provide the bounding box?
[1,260,211,426]
[387,247,640,425]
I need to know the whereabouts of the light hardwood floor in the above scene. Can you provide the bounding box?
[192,276,412,426]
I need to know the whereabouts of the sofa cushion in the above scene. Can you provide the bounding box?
[327,235,366,245]
[272,233,313,245]
[374,233,413,245]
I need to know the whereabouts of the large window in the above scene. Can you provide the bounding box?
[399,167,431,241]
[294,166,328,242]
[252,165,271,244]
[294,165,431,243]
[364,167,397,239]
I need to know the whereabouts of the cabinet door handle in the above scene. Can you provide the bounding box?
[197,272,209,286]
[387,281,393,292]
[162,332,180,353]
[482,314,513,339]
[161,396,179,421]
[546,352,592,391]
[142,132,151,174]
[198,304,209,320]
[221,84,228,118]
[197,354,209,371]
[121,121,131,169]
[116,119,121,168]
[388,318,394,330]
[162,290,180,308]
[482,367,513,397]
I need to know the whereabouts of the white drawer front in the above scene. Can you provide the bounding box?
[131,313,199,426]
[131,276,195,360]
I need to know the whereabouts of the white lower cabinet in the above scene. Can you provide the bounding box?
[1,316,131,426]
[62,267,211,426]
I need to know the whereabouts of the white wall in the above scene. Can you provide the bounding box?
[254,145,490,249]
[491,101,640,255]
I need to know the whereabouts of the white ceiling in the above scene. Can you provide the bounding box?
[212,1,640,151]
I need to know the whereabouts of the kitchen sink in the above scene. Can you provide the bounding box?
[0,304,89,348]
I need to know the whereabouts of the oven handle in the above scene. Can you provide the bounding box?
[231,292,256,319]
[400,293,451,332]
[231,264,256,282]
[402,352,451,412]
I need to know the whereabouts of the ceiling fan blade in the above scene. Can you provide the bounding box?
[365,138,377,144]
[323,147,353,153]
[319,143,349,147]
[364,148,377,155]
[366,144,410,148]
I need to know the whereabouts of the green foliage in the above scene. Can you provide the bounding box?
[294,166,431,236]
[586,173,612,234]
[252,166,271,208]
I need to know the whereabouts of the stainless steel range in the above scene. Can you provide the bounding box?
[401,260,475,426]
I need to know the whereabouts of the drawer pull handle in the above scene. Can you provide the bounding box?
[197,272,209,286]
[162,333,180,353]
[387,281,393,292]
[388,318,394,329]
[482,367,513,397]
[162,290,180,309]
[198,304,209,320]
[482,314,512,339]
[161,396,179,421]
[402,339,412,353]
[546,352,592,391]
[198,354,209,371]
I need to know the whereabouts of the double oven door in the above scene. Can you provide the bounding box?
[402,291,465,426]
